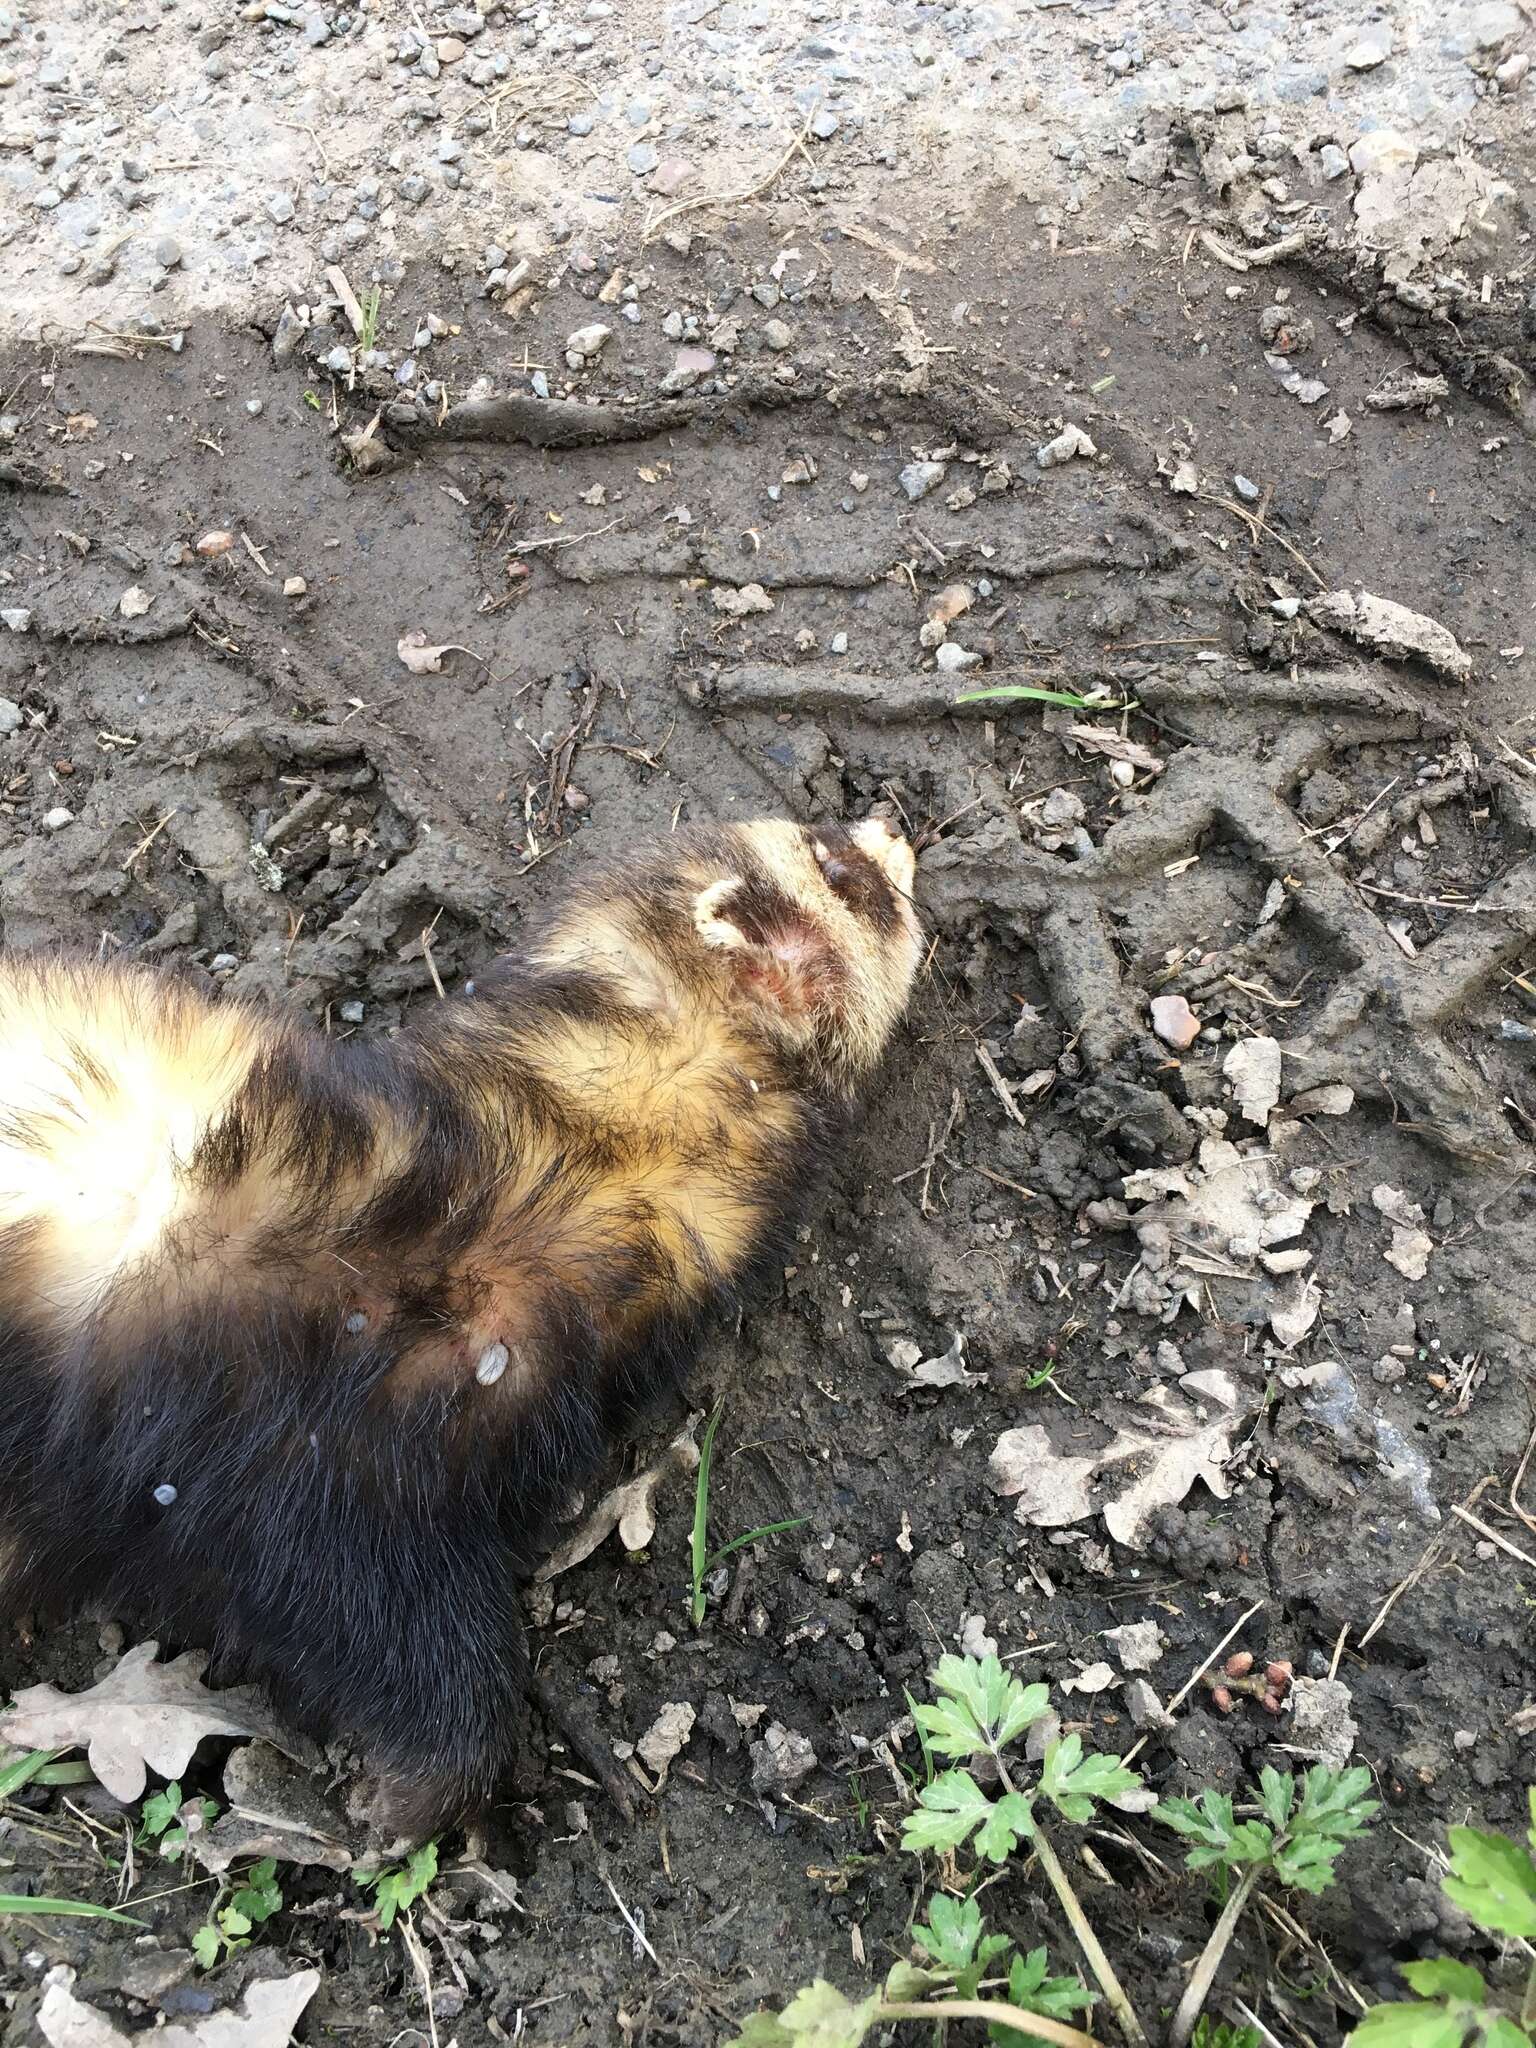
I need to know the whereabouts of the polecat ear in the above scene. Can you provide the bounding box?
[692,876,838,1022]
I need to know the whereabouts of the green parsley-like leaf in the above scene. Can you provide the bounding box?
[1399,1961,1488,2003]
[1348,2003,1469,2048]
[987,1947,1096,2045]
[915,1656,1051,1760]
[229,1857,282,1925]
[1257,1767,1296,1831]
[883,1962,943,2002]
[1441,1824,1536,1940]
[1293,1765,1378,1844]
[900,1772,1035,1863]
[362,1839,440,1932]
[1038,1735,1142,1824]
[218,1907,252,1939]
[138,1783,183,1840]
[774,1980,881,2048]
[190,1923,222,1971]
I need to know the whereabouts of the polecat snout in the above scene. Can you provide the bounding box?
[0,817,921,1836]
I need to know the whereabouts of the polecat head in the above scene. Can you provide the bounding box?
[692,816,923,1090]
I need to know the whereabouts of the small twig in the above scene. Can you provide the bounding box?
[420,913,447,1001]
[1511,1418,1536,1536]
[1169,1867,1260,2048]
[398,1908,440,2048]
[120,808,178,871]
[883,2002,1102,2048]
[1028,1824,1149,2048]
[511,516,622,554]
[603,1874,660,1967]
[1123,1602,1264,1767]
[240,531,273,576]
[643,106,817,242]
[1200,494,1326,591]
[1361,1476,1492,1646]
[975,1042,1028,1128]
[1452,1502,1536,1572]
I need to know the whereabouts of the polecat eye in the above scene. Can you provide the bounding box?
[808,825,899,932]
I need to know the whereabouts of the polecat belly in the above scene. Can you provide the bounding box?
[0,817,921,1836]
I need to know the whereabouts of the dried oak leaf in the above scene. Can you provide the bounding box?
[0,1641,297,1804]
[39,1964,320,2048]
[396,629,479,674]
[989,1369,1250,1548]
[536,1417,701,1578]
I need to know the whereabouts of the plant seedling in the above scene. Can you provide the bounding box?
[137,1780,220,1862]
[357,1840,439,1932]
[1351,1787,1536,2048]
[192,1856,283,1970]
[728,1653,1147,2048]
[0,1893,145,1926]
[689,1402,807,1626]
[954,684,1135,712]
[1161,1764,1378,2047]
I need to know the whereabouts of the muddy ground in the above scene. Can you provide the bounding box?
[3,165,1536,2048]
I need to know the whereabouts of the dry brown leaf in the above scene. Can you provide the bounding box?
[1066,724,1165,776]
[990,1369,1250,1548]
[396,629,479,674]
[39,1964,320,2048]
[0,1641,297,1804]
[536,1418,701,1579]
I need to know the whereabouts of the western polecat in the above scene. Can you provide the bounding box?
[0,817,921,1836]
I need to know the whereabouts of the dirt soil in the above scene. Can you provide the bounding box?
[3,154,1536,2048]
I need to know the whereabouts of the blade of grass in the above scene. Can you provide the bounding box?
[0,1749,64,1800]
[955,684,1133,711]
[0,1894,147,1926]
[32,1762,96,1787]
[702,1516,808,1574]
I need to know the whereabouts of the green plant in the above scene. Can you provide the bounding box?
[303,389,322,410]
[0,1893,144,1926]
[192,1856,283,1970]
[689,1402,808,1626]
[1191,2021,1260,2048]
[1022,1362,1059,1392]
[137,1780,220,1862]
[954,685,1134,712]
[1161,1765,1378,2047]
[0,1747,95,1798]
[727,1654,1148,2048]
[357,285,382,353]
[1351,1788,1536,2048]
[357,1840,439,1931]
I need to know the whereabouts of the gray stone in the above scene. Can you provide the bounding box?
[762,317,793,351]
[627,140,659,174]
[265,190,296,223]
[0,697,22,734]
[398,174,429,202]
[153,235,182,268]
[1344,22,1392,68]
[900,460,946,500]
[568,111,595,135]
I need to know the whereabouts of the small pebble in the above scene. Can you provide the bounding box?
[153,235,182,269]
[899,460,946,500]
[762,317,793,351]
[266,191,296,224]
[1233,473,1261,501]
[283,574,307,596]
[41,806,75,832]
